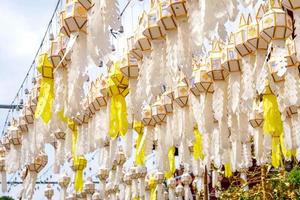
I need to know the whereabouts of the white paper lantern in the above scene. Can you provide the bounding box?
[152,97,167,123]
[234,14,252,57]
[142,105,156,126]
[120,53,139,78]
[44,184,54,200]
[64,0,87,33]
[169,0,187,18]
[157,0,177,31]
[222,33,242,72]
[208,40,228,81]
[135,12,152,51]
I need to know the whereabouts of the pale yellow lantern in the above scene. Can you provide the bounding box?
[78,0,93,10]
[259,0,293,42]
[208,40,228,81]
[143,1,166,40]
[169,0,187,18]
[249,99,264,128]
[222,33,242,72]
[285,37,298,67]
[142,105,156,126]
[174,80,189,107]
[135,12,152,51]
[282,0,300,9]
[18,116,28,133]
[71,156,87,171]
[234,14,252,57]
[27,152,48,172]
[120,53,139,78]
[64,0,87,33]
[60,10,70,37]
[8,123,22,145]
[151,97,167,123]
[162,89,173,113]
[127,36,143,60]
[245,7,268,51]
[44,184,54,200]
[157,0,177,31]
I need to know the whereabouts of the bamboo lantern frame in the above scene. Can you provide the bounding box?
[234,14,253,57]
[191,60,214,95]
[64,0,87,33]
[222,33,242,72]
[127,36,143,60]
[162,90,173,113]
[285,37,299,67]
[142,105,156,126]
[60,10,70,37]
[282,0,300,10]
[78,0,93,10]
[120,53,139,78]
[208,40,229,81]
[174,80,189,107]
[134,12,152,51]
[157,0,177,31]
[27,153,48,172]
[259,0,293,43]
[169,0,187,19]
[151,97,167,123]
[268,55,285,82]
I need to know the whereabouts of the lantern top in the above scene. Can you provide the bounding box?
[269,0,282,9]
[210,40,222,53]
[256,4,265,21]
[239,14,247,28]
[228,33,235,45]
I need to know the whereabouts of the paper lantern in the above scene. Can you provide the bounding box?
[142,105,156,126]
[60,10,70,37]
[174,80,189,107]
[282,0,300,9]
[136,166,147,178]
[155,171,165,184]
[22,106,34,124]
[285,37,298,67]
[135,12,152,51]
[168,178,176,189]
[157,0,177,31]
[97,168,109,181]
[151,97,167,123]
[71,156,87,171]
[259,0,293,42]
[8,125,22,145]
[123,173,132,186]
[162,90,173,113]
[18,116,28,133]
[222,33,242,72]
[48,35,70,68]
[169,0,187,18]
[109,61,129,88]
[234,14,252,57]
[190,60,214,96]
[0,157,5,172]
[249,111,264,128]
[2,136,10,151]
[130,167,138,180]
[31,77,41,104]
[120,53,139,78]
[0,147,6,157]
[54,131,66,140]
[143,2,165,40]
[99,75,109,97]
[286,105,298,117]
[116,151,126,166]
[268,55,285,82]
[127,36,143,60]
[89,79,107,112]
[84,177,95,194]
[76,192,86,199]
[78,0,93,10]
[208,40,228,81]
[58,173,71,188]
[44,184,54,200]
[64,0,87,33]
[245,7,268,51]
[27,152,48,172]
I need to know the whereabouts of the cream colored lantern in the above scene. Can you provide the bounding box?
[286,105,298,117]
[142,104,156,126]
[245,7,268,51]
[135,12,152,51]
[97,168,109,181]
[174,80,189,107]
[143,1,166,40]
[222,33,242,72]
[78,0,93,10]
[157,0,177,31]
[249,110,264,128]
[84,177,95,195]
[169,0,187,18]
[0,147,6,158]
[1,137,10,151]
[259,0,293,42]
[64,0,87,33]
[234,14,252,57]
[99,75,109,97]
[31,77,41,104]
[285,37,299,67]
[152,97,167,123]
[60,10,70,37]
[59,173,71,188]
[48,39,61,68]
[120,53,139,78]
[18,116,28,133]
[282,0,300,9]
[44,184,54,200]
[127,36,143,60]
[208,40,228,81]
[8,123,22,146]
[22,105,34,124]
[162,89,173,113]
[27,152,48,172]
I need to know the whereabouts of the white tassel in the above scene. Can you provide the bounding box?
[241,55,255,112]
[22,172,38,200]
[0,171,7,193]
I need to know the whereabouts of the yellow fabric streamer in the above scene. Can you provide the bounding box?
[134,121,145,166]
[35,53,54,124]
[132,197,140,200]
[193,128,205,160]
[73,156,87,192]
[263,86,283,168]
[148,175,157,200]
[165,146,176,179]
[224,163,232,178]
[108,61,129,139]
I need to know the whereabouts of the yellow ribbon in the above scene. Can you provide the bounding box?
[34,53,54,124]
[134,121,145,166]
[108,61,129,139]
[263,86,283,168]
[165,146,176,179]
[193,127,205,160]
[224,163,232,178]
[148,175,157,200]
[132,197,140,200]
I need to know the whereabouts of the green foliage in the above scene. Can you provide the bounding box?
[0,196,14,200]
[288,166,300,187]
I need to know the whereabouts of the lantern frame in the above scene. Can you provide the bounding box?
[127,36,143,60]
[157,0,177,31]
[60,10,70,37]
[142,105,156,126]
[222,34,242,72]
[190,62,214,95]
[151,98,167,123]
[282,0,300,10]
[135,12,152,51]
[120,53,139,78]
[162,90,173,113]
[234,15,252,57]
[64,0,87,33]
[169,0,187,19]
[78,0,93,10]
[285,37,298,67]
[208,41,228,81]
[174,81,189,107]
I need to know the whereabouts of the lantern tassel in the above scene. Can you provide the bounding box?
[1,171,7,193]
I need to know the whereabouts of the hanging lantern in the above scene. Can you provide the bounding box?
[162,89,173,113]
[99,75,109,97]
[66,193,76,200]
[282,0,300,9]
[116,151,126,166]
[73,111,90,126]
[27,152,48,172]
[109,61,129,88]
[259,0,293,43]
[120,53,139,78]
[285,37,298,67]
[190,59,214,96]
[174,80,189,107]
[208,40,228,81]
[59,173,71,188]
[151,97,167,123]
[135,12,152,51]
[64,0,87,33]
[84,177,95,195]
[21,106,34,125]
[78,0,93,10]
[8,123,22,146]
[245,7,268,51]
[2,136,10,151]
[286,105,298,117]
[268,54,286,82]
[89,79,107,112]
[222,33,242,72]
[76,191,86,199]
[249,99,264,128]
[97,168,109,181]
[44,184,54,200]
[60,10,70,37]
[127,36,143,60]
[18,116,28,133]
[54,131,66,140]
[157,0,177,31]
[175,184,184,197]
[143,1,165,40]
[169,0,187,18]
[142,105,156,126]
[155,171,165,184]
[234,14,252,57]
[31,77,41,105]
[48,39,61,68]
[0,147,6,158]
